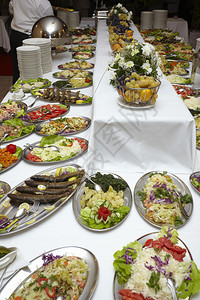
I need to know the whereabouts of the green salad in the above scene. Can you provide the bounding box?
[1,118,35,142]
[11,78,51,92]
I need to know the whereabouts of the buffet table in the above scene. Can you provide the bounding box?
[0,19,200,300]
[167,17,189,43]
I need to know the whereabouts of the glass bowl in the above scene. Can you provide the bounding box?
[117,79,161,107]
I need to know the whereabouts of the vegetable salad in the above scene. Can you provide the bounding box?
[113,227,200,300]
[10,254,88,299]
[137,172,192,226]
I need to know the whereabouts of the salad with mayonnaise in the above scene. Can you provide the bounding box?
[136,172,192,227]
[25,135,88,163]
[113,227,200,300]
[10,253,88,299]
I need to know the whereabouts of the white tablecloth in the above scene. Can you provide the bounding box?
[0,20,200,300]
[0,16,11,53]
[167,17,189,43]
[89,21,196,175]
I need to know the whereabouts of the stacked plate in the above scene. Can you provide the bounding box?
[140,11,153,29]
[23,38,52,74]
[16,45,43,80]
[57,9,70,27]
[69,11,80,28]
[153,10,168,29]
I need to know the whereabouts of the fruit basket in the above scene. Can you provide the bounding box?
[117,79,161,106]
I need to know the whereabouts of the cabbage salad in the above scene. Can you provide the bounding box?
[31,136,82,162]
[113,227,200,300]
[10,254,88,299]
[137,172,192,226]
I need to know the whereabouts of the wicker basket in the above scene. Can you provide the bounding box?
[117,79,161,106]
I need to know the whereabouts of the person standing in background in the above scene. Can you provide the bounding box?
[9,0,53,84]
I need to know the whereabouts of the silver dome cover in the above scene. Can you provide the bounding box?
[32,16,71,46]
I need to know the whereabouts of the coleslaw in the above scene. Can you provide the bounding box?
[10,255,88,299]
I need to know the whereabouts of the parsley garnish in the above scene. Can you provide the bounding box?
[146,271,160,293]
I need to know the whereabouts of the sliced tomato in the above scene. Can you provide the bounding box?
[144,239,153,247]
[26,152,42,162]
[119,289,144,299]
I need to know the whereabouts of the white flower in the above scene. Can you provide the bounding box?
[142,62,152,74]
[114,9,117,14]
[110,71,116,79]
[131,48,139,56]
[142,44,152,57]
[115,53,121,60]
[122,7,128,13]
[126,61,134,68]
[116,3,122,8]
[118,57,125,68]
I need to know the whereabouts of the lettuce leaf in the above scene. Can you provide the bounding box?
[177,261,200,298]
[3,118,35,141]
[39,135,64,146]
[113,241,143,285]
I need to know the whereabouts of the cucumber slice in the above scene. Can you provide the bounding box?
[95,214,102,224]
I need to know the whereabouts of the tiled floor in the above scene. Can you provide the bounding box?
[0,76,13,101]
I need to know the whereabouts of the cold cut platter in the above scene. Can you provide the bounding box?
[0,164,85,235]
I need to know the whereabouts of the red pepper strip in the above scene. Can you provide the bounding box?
[67,141,73,147]
[97,206,111,221]
[37,277,48,285]
[45,287,56,298]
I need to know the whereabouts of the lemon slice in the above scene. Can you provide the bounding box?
[19,202,30,211]
[2,199,11,208]
[25,218,36,225]
[44,204,55,211]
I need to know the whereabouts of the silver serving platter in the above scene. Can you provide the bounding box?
[72,51,94,60]
[196,129,200,150]
[134,171,193,229]
[26,103,70,123]
[0,181,11,196]
[189,171,200,194]
[58,62,94,70]
[35,116,91,137]
[31,89,92,105]
[164,69,189,76]
[113,232,192,300]
[22,137,88,165]
[53,70,93,79]
[0,164,84,235]
[52,79,93,90]
[70,45,96,52]
[0,146,22,175]
[73,172,132,232]
[0,246,99,299]
[0,121,35,144]
[117,96,155,109]
[0,101,28,123]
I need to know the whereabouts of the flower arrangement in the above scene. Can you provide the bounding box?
[109,3,133,21]
[109,42,160,87]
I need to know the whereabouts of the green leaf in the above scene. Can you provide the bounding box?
[177,262,200,298]
[146,271,160,294]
